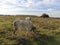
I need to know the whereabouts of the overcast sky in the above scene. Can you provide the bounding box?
[0,0,60,17]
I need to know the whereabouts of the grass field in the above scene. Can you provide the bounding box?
[0,15,60,45]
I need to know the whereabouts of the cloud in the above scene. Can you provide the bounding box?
[0,0,59,9]
[47,8,56,11]
[48,11,60,17]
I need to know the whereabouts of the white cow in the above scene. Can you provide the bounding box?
[13,17,36,38]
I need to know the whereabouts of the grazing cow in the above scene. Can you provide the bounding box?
[13,17,36,38]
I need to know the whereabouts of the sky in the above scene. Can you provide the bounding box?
[0,0,60,17]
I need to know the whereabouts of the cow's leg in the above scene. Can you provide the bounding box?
[17,27,22,40]
[25,27,29,37]
[12,26,17,37]
[25,31,28,37]
[13,26,17,35]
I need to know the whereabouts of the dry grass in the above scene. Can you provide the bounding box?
[0,15,60,45]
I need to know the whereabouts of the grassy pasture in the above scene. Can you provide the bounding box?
[0,15,60,45]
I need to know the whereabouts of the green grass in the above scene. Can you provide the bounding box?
[0,15,60,45]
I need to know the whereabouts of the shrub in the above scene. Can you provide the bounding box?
[40,13,49,18]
